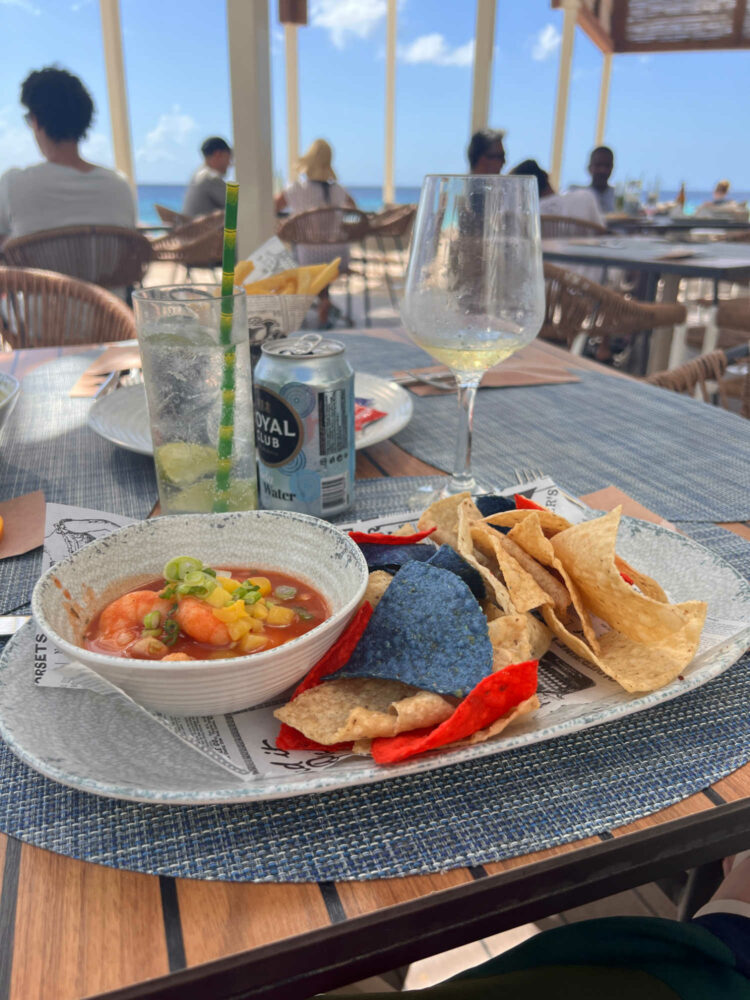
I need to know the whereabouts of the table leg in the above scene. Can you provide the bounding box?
[646,273,681,376]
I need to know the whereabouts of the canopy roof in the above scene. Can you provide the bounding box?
[552,0,750,53]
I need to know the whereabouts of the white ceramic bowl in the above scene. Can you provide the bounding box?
[32,510,369,716]
[0,372,20,434]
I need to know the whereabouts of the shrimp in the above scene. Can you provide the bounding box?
[96,591,172,650]
[161,652,193,661]
[175,596,231,646]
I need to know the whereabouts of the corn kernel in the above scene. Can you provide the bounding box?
[240,632,268,653]
[206,587,232,608]
[218,576,241,594]
[227,619,252,641]
[248,576,272,597]
[213,600,249,623]
[249,601,268,620]
[267,604,295,626]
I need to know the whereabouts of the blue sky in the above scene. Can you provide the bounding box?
[1,0,749,194]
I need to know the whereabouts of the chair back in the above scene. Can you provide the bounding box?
[645,349,750,416]
[2,226,153,289]
[367,205,416,238]
[150,211,224,266]
[155,204,189,227]
[0,266,136,349]
[541,215,608,239]
[719,229,750,243]
[277,207,371,246]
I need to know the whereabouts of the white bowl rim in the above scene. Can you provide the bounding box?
[31,509,369,674]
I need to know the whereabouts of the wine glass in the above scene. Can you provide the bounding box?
[400,174,544,499]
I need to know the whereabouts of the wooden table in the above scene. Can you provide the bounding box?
[1,333,749,1000]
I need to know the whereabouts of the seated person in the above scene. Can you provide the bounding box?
[510,159,604,228]
[275,139,356,329]
[183,137,232,217]
[695,180,749,220]
[586,145,616,214]
[467,129,506,175]
[0,67,136,242]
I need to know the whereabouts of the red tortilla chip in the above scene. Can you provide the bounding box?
[370,660,538,764]
[348,528,436,545]
[515,495,546,511]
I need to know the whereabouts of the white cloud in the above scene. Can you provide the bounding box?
[81,131,112,165]
[532,23,561,61]
[136,106,197,165]
[310,0,387,48]
[399,34,474,67]
[0,0,41,13]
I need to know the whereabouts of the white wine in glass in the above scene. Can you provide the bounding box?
[400,174,544,498]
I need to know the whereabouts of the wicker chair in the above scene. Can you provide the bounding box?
[367,204,416,241]
[154,204,189,227]
[542,263,687,363]
[1,226,153,292]
[150,210,224,279]
[276,206,371,251]
[0,266,136,349]
[541,215,609,239]
[718,229,750,243]
[646,346,750,419]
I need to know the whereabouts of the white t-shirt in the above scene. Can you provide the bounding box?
[541,188,604,228]
[0,161,137,239]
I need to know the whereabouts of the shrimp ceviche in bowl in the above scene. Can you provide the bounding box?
[83,555,329,662]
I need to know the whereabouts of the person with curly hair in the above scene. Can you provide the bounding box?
[0,66,136,241]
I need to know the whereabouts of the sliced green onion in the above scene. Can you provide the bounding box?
[292,607,315,621]
[242,590,262,605]
[142,628,161,637]
[164,556,204,582]
[143,611,161,630]
[162,619,179,646]
[274,586,297,601]
[203,567,217,577]
[159,583,177,599]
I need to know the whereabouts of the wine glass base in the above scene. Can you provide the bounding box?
[405,476,490,512]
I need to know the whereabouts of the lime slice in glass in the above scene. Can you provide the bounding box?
[155,443,218,486]
[166,478,259,514]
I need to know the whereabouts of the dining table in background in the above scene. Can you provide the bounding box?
[542,236,750,374]
[606,215,750,235]
[1,330,750,1000]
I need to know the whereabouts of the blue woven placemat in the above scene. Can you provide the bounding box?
[0,353,157,614]
[339,335,750,524]
[0,478,748,882]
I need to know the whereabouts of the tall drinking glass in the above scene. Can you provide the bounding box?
[400,175,544,497]
[132,285,257,514]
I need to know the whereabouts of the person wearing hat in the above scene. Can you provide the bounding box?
[275,139,356,328]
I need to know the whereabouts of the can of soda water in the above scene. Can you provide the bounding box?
[253,334,355,516]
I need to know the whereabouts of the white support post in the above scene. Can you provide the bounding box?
[227,0,275,258]
[285,23,299,183]
[549,0,580,190]
[383,0,397,206]
[595,52,612,146]
[99,0,134,184]
[470,0,497,135]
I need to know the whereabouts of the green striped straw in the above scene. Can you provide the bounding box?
[212,181,240,513]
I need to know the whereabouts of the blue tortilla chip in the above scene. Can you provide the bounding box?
[475,494,514,533]
[358,542,436,573]
[426,545,485,600]
[337,561,493,697]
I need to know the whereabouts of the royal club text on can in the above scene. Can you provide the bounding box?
[253,337,355,516]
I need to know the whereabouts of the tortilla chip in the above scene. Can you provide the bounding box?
[456,500,513,614]
[499,535,570,614]
[525,613,553,660]
[452,694,540,747]
[338,561,493,697]
[614,555,668,603]
[362,570,392,609]
[274,677,455,744]
[596,617,705,692]
[509,513,601,655]
[417,492,475,549]
[471,524,551,614]
[483,508,572,537]
[393,522,417,536]
[488,614,532,667]
[551,508,707,646]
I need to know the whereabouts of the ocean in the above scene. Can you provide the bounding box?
[138,184,750,227]
[138,184,423,225]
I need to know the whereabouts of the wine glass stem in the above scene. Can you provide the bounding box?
[448,376,481,493]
